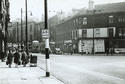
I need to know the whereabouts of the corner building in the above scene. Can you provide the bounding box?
[52,2,125,54]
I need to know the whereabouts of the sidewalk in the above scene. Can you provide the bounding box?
[0,61,63,84]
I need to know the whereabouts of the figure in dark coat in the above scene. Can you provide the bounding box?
[7,50,13,68]
[21,50,27,67]
[14,50,20,68]
[1,51,5,62]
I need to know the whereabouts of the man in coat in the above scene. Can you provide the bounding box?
[1,51,5,62]
[21,50,28,67]
[7,50,13,68]
[14,49,20,68]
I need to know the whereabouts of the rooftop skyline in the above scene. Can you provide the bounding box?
[10,0,125,22]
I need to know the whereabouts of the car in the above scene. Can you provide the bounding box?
[55,48,62,54]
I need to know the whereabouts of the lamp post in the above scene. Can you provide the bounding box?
[25,0,28,54]
[44,0,50,77]
[17,22,19,48]
[21,8,23,51]
[92,10,95,55]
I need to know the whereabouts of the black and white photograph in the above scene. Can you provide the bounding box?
[0,0,125,84]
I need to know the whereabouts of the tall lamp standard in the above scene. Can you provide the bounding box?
[44,0,50,77]
[25,0,28,54]
[21,8,23,51]
[92,10,95,55]
[17,22,19,48]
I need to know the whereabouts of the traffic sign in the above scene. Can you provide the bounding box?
[42,29,49,39]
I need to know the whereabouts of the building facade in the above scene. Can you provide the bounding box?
[0,0,10,54]
[8,21,46,51]
[50,2,125,54]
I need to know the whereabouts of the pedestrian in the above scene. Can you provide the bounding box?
[1,51,5,62]
[21,50,28,67]
[7,50,13,68]
[106,48,109,56]
[70,49,73,55]
[111,48,114,56]
[86,49,88,55]
[14,49,20,68]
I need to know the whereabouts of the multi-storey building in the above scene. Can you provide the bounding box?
[8,21,45,50]
[51,2,125,54]
[0,0,10,54]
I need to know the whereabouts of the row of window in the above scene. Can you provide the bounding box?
[118,28,125,37]
[73,15,125,25]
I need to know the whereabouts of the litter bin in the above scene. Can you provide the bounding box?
[30,55,37,67]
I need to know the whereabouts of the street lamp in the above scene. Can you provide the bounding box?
[21,8,32,51]
[92,10,95,55]
[21,8,23,51]
[25,0,28,54]
[44,0,50,77]
[16,22,19,48]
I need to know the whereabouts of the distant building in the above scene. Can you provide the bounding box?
[8,21,45,46]
[0,0,10,53]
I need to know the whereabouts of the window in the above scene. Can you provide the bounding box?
[73,20,76,26]
[122,28,125,36]
[30,25,32,32]
[118,28,122,36]
[109,15,114,23]
[75,19,78,24]
[95,29,100,37]
[30,34,32,41]
[118,16,125,22]
[83,17,87,25]
[123,18,125,22]
[82,29,87,37]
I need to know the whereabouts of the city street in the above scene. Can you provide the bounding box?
[1,0,125,84]
[34,53,125,84]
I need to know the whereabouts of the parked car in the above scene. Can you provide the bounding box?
[55,48,62,54]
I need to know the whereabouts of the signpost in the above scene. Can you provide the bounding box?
[42,29,49,39]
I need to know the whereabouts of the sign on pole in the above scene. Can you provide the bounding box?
[42,29,49,39]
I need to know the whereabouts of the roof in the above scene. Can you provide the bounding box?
[95,2,125,13]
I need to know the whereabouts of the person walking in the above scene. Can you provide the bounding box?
[106,48,109,56]
[14,49,20,68]
[21,50,28,67]
[7,50,13,68]
[1,51,5,62]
